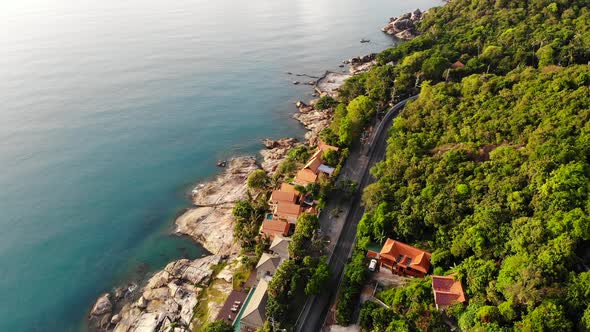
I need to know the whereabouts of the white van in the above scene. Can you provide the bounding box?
[368,259,378,272]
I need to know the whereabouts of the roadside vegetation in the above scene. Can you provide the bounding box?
[332,0,590,330]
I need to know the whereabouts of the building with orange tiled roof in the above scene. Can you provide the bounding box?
[280,182,299,194]
[269,190,299,209]
[318,141,339,152]
[273,201,302,223]
[379,239,432,277]
[260,219,290,239]
[432,275,466,310]
[303,150,323,173]
[294,168,319,185]
[293,147,337,186]
[451,60,465,69]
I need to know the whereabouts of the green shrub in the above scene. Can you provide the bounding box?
[315,95,339,110]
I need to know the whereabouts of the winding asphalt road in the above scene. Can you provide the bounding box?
[295,96,417,332]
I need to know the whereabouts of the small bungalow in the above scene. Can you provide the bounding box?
[279,182,299,194]
[260,219,290,239]
[255,253,281,281]
[269,235,291,259]
[318,141,339,152]
[432,275,466,310]
[379,239,432,277]
[268,190,299,209]
[451,60,465,69]
[293,149,336,186]
[294,168,319,185]
[239,278,269,332]
[273,201,303,223]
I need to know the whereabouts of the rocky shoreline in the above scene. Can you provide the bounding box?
[88,104,333,332]
[88,7,426,331]
[381,8,424,40]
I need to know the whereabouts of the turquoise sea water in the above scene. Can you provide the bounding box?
[0,0,441,330]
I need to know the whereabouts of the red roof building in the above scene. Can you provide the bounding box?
[260,219,290,239]
[379,239,432,277]
[269,190,299,208]
[318,141,339,152]
[432,275,466,310]
[280,183,298,194]
[294,168,319,185]
[273,201,302,224]
[451,60,465,69]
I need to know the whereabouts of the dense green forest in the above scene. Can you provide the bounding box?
[333,0,590,331]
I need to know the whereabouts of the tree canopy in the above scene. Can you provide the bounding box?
[333,0,590,330]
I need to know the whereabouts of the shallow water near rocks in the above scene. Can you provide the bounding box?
[0,0,441,330]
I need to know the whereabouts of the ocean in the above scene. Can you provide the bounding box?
[0,0,441,330]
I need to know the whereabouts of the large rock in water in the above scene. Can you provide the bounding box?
[91,293,113,317]
[393,18,414,32]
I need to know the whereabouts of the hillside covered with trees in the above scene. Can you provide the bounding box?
[333,0,590,331]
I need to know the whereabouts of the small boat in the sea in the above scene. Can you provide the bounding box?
[360,38,370,43]
[216,160,227,167]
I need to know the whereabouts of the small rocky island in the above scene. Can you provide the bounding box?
[381,8,424,40]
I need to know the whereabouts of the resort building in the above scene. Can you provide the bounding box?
[269,235,291,259]
[293,148,337,186]
[451,60,465,69]
[239,278,269,332]
[268,189,299,209]
[318,141,339,153]
[260,219,290,239]
[379,239,432,277]
[272,201,303,223]
[432,275,466,310]
[255,253,281,281]
[279,182,299,194]
[294,168,319,186]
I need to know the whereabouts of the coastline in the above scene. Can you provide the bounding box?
[87,7,426,331]
[87,72,353,330]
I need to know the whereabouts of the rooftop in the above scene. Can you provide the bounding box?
[269,190,298,204]
[261,219,289,236]
[239,279,269,329]
[303,150,323,173]
[256,253,281,270]
[280,182,299,194]
[380,239,432,274]
[294,168,318,185]
[451,60,465,69]
[275,201,302,217]
[269,235,291,259]
[318,141,339,152]
[432,274,466,307]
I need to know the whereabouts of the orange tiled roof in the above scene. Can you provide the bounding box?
[280,183,298,194]
[451,61,465,69]
[318,141,339,152]
[261,219,290,236]
[432,275,466,307]
[274,201,302,219]
[379,239,432,274]
[294,168,318,185]
[270,190,298,204]
[304,150,323,173]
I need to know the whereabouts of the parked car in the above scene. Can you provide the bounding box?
[369,258,378,272]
